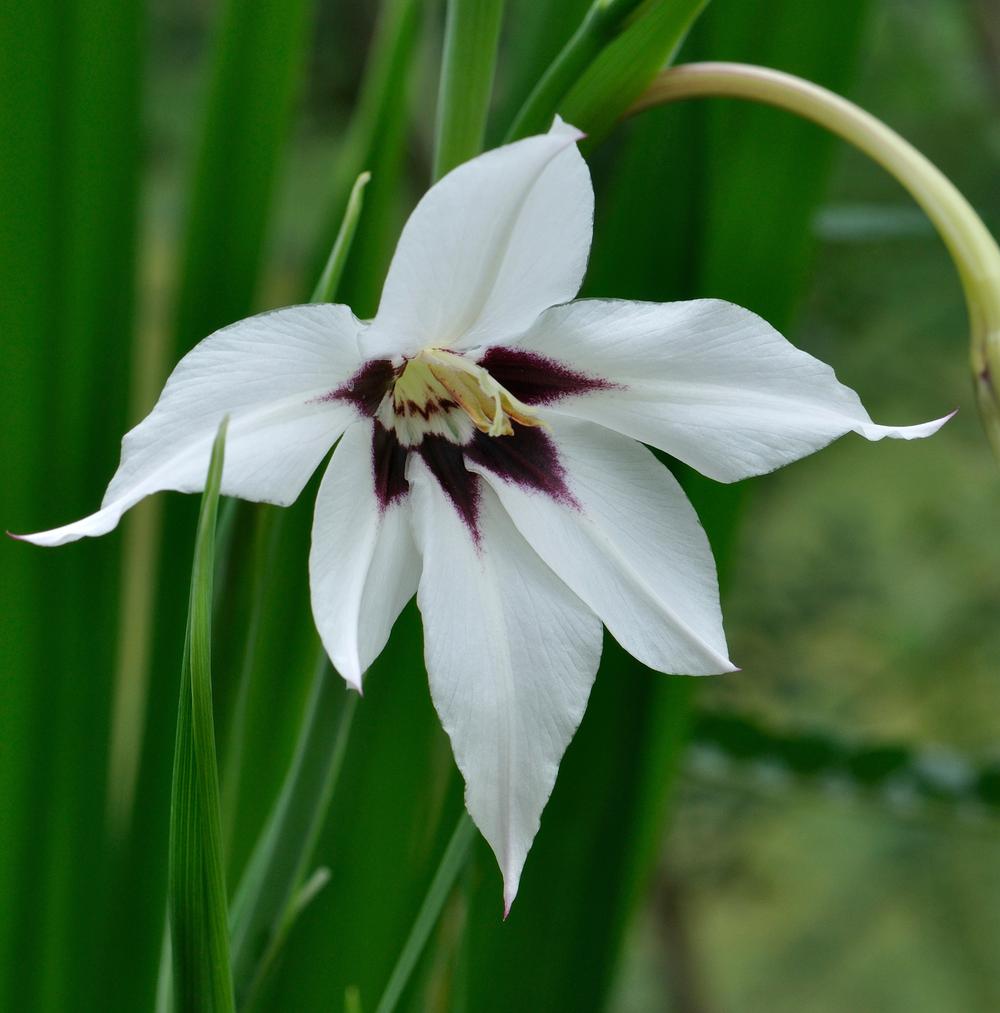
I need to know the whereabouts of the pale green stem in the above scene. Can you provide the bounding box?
[374,812,477,1013]
[630,62,1000,458]
[433,0,505,181]
[313,171,372,302]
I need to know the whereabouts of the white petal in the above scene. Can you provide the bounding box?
[364,120,593,360]
[408,455,602,913]
[17,304,364,546]
[310,422,419,690]
[514,299,951,483]
[468,416,734,676]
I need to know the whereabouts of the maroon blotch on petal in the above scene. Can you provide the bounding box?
[418,435,481,540]
[372,422,409,510]
[465,426,577,507]
[479,346,614,405]
[325,358,396,415]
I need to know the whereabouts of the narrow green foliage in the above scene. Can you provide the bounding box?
[504,0,646,141]
[1,2,142,1009]
[311,0,422,316]
[229,662,357,1005]
[375,813,477,1013]
[433,0,505,180]
[174,0,316,351]
[313,172,373,303]
[168,420,235,1013]
[561,0,708,142]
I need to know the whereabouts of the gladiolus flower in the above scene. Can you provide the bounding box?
[15,119,949,912]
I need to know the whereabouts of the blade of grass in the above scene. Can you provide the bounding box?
[313,171,373,303]
[374,813,477,1013]
[1,2,143,1009]
[173,0,317,351]
[503,0,646,141]
[168,419,235,1012]
[432,0,505,180]
[560,0,708,143]
[228,659,357,1005]
[309,0,422,316]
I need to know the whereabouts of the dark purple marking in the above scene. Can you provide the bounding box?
[324,359,396,416]
[418,435,481,540]
[398,398,458,421]
[372,422,409,511]
[465,426,578,507]
[478,346,615,405]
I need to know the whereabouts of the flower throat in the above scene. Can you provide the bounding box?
[377,347,542,447]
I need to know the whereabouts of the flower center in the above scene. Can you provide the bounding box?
[377,347,542,447]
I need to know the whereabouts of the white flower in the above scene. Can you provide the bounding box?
[16,119,949,912]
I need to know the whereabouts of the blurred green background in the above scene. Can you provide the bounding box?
[2,0,998,1010]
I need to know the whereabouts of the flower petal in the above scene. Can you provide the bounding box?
[408,455,602,914]
[364,119,593,360]
[310,422,419,690]
[512,299,951,482]
[467,416,734,676]
[17,305,364,546]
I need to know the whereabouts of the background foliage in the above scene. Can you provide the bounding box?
[1,0,997,1010]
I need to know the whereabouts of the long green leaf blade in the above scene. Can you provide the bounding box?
[432,0,505,180]
[561,0,708,141]
[168,420,235,1013]
[228,662,357,1006]
[173,0,316,351]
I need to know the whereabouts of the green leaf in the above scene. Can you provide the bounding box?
[309,0,423,317]
[312,171,373,303]
[374,813,477,1013]
[173,0,317,352]
[228,662,357,1006]
[432,0,505,180]
[0,1,142,1009]
[168,419,235,1013]
[503,0,647,141]
[560,0,709,143]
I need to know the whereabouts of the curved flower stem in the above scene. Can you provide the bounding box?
[374,812,477,1013]
[630,62,1000,458]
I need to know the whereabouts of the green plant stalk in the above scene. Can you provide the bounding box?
[168,419,235,1012]
[630,62,1000,457]
[374,813,477,1013]
[313,172,373,302]
[504,0,646,141]
[228,658,357,1004]
[433,0,505,180]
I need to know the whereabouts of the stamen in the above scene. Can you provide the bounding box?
[383,347,543,446]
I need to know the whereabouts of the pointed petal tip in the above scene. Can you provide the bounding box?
[502,888,516,921]
[862,407,957,442]
[333,659,364,695]
[6,530,27,542]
